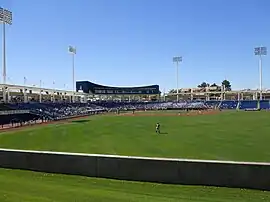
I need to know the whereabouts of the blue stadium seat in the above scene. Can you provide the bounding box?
[239,100,258,110]
[219,100,238,109]
[259,100,270,110]
[204,101,220,108]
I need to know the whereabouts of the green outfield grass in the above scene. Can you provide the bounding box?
[0,168,269,202]
[0,111,270,162]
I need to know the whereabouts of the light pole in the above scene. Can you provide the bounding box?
[23,77,27,85]
[173,56,182,102]
[52,81,56,102]
[39,80,42,103]
[0,7,12,84]
[254,47,267,100]
[68,46,76,102]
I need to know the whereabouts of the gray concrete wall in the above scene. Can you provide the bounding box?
[0,148,270,191]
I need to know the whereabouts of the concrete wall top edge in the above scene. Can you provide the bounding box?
[0,148,269,166]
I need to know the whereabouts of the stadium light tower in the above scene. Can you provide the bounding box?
[0,7,12,85]
[68,46,76,102]
[254,46,267,100]
[173,56,182,102]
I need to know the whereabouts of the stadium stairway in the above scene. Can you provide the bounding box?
[236,101,240,110]
[218,101,222,109]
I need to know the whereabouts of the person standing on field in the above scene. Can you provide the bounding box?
[156,123,160,134]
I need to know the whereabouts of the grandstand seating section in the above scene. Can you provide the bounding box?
[219,100,238,109]
[0,102,106,125]
[238,100,258,110]
[1,100,270,114]
[204,101,220,108]
[0,100,269,126]
[259,100,270,110]
[2,100,270,111]
[0,113,41,125]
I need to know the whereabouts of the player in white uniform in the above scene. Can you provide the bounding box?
[156,123,160,134]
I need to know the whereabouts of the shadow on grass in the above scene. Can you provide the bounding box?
[71,120,90,124]
[159,132,168,135]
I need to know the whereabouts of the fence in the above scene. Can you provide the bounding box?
[0,148,270,191]
[0,110,30,115]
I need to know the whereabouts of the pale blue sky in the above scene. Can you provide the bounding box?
[1,0,270,91]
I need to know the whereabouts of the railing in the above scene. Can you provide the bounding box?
[0,110,30,115]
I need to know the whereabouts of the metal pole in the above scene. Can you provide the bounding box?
[72,53,75,91]
[72,53,75,103]
[63,84,66,101]
[176,61,179,102]
[53,82,55,103]
[259,54,262,100]
[2,22,6,84]
[163,88,166,102]
[39,80,42,103]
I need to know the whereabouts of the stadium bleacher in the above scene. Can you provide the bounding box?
[205,101,220,108]
[238,100,258,110]
[1,99,270,127]
[219,100,238,109]
[259,100,270,109]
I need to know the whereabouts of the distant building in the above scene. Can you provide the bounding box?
[76,81,160,95]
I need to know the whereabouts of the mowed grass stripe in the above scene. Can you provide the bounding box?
[0,111,269,162]
[0,168,269,202]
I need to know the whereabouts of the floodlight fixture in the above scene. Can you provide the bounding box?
[0,7,12,25]
[173,56,182,63]
[254,46,267,56]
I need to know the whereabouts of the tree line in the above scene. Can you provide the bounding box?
[168,79,231,93]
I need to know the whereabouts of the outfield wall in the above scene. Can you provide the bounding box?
[0,148,270,191]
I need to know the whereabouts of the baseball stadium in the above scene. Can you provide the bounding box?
[1,2,270,202]
[1,78,270,202]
